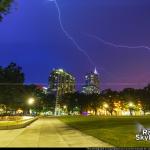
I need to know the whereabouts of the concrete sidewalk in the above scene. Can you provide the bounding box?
[0,117,113,147]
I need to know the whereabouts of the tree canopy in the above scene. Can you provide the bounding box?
[0,0,14,21]
[0,62,25,111]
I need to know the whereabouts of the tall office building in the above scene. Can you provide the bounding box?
[82,68,100,94]
[48,69,76,115]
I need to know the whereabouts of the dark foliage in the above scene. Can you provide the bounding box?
[0,0,14,21]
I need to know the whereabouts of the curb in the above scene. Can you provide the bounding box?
[0,117,38,130]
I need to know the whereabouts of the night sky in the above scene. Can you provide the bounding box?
[1,0,150,91]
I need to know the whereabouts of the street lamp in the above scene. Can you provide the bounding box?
[27,98,35,115]
[103,103,109,109]
[28,98,35,105]
[103,103,109,116]
[129,102,134,107]
[63,105,67,115]
[63,105,67,109]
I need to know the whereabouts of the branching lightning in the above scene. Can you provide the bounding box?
[47,0,118,78]
[48,0,96,67]
[86,34,150,51]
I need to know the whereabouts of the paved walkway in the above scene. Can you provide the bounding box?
[0,117,113,147]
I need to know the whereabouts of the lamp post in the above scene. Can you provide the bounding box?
[63,105,67,115]
[27,98,35,116]
[129,102,133,107]
[103,103,109,115]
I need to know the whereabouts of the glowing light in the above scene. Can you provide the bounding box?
[94,67,98,74]
[58,69,64,72]
[63,105,67,109]
[103,103,109,108]
[43,87,48,90]
[16,108,23,114]
[129,102,134,107]
[22,116,34,120]
[86,34,150,51]
[28,98,35,105]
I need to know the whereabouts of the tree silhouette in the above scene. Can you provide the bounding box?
[0,0,14,21]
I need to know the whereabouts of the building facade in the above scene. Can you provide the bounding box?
[48,69,76,115]
[82,68,100,94]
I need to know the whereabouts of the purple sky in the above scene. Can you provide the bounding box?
[0,0,150,91]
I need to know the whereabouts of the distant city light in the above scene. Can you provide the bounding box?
[43,87,48,90]
[58,69,64,72]
[16,108,23,114]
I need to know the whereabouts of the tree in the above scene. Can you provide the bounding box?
[87,94,100,115]
[0,62,25,113]
[0,0,14,21]
[61,92,80,114]
[34,87,55,115]
[101,89,119,115]
[61,92,98,115]
[4,62,24,83]
[43,93,55,113]
[22,84,56,115]
[119,88,138,115]
[139,84,150,115]
[77,93,90,114]
[0,104,6,115]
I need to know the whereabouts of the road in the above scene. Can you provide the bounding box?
[0,117,113,147]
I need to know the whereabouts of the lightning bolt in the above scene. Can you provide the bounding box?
[47,0,116,79]
[47,0,116,78]
[86,34,150,51]
[48,0,96,67]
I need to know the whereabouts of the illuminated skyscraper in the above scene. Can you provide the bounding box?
[48,69,76,115]
[82,68,100,94]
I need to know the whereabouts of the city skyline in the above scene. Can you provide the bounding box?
[1,0,150,91]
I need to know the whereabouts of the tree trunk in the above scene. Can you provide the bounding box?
[94,108,97,115]
[129,109,132,116]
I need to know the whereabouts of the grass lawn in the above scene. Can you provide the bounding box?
[0,116,35,127]
[0,121,19,126]
[58,115,150,147]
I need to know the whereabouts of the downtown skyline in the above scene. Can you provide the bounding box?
[1,0,150,91]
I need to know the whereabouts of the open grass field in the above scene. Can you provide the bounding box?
[59,115,150,147]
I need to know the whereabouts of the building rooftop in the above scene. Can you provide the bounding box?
[50,68,75,80]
